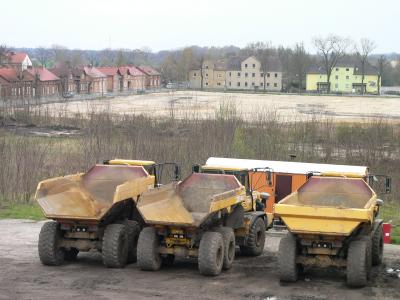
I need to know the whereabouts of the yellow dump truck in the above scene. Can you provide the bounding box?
[275,176,385,287]
[36,159,179,268]
[136,172,272,276]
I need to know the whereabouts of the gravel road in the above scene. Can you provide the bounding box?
[0,219,399,300]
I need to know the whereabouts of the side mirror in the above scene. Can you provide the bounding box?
[376,199,384,206]
[174,165,181,180]
[192,164,201,173]
[385,177,392,194]
[260,192,270,200]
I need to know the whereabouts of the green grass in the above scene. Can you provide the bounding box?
[0,203,44,221]
[380,201,400,245]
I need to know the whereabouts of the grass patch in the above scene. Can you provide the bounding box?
[0,203,44,221]
[380,201,400,245]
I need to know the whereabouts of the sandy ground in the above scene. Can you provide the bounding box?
[0,220,399,300]
[37,91,400,122]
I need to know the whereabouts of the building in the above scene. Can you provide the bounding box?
[0,67,34,99]
[1,51,32,71]
[25,67,60,98]
[137,66,161,90]
[189,56,283,91]
[306,62,380,94]
[97,67,122,93]
[81,66,107,95]
[118,66,146,92]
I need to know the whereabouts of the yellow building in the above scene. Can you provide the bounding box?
[306,63,380,94]
[189,60,227,89]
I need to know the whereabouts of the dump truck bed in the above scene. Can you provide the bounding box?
[274,177,377,236]
[36,165,155,221]
[137,173,245,227]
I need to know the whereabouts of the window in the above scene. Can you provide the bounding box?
[237,82,240,87]
[252,64,255,68]
[346,68,350,71]
[245,64,248,67]
[335,68,339,71]
[245,73,248,77]
[335,75,339,80]
[267,73,270,77]
[217,82,221,86]
[260,82,263,86]
[229,82,231,86]
[252,73,255,77]
[346,75,349,80]
[274,83,277,87]
[275,73,278,78]
[205,65,209,69]
[193,73,197,77]
[205,82,208,86]
[205,73,208,77]
[252,82,255,86]
[218,73,222,78]
[229,72,231,77]
[237,72,241,77]
[267,83,270,87]
[245,82,248,87]
[260,73,264,77]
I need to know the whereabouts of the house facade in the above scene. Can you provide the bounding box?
[1,52,33,71]
[189,56,283,91]
[97,67,122,93]
[137,66,161,90]
[306,63,380,94]
[25,67,60,98]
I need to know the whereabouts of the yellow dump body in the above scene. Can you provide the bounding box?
[274,177,377,236]
[36,165,155,221]
[137,173,245,227]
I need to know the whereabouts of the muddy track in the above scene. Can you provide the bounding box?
[0,220,399,300]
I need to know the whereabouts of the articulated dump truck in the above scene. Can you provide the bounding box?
[136,172,272,276]
[36,159,165,268]
[275,176,384,287]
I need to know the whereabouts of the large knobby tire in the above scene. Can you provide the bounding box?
[240,217,266,256]
[278,233,299,282]
[198,231,224,276]
[124,220,141,264]
[137,227,162,271]
[371,224,383,266]
[102,223,129,268]
[214,227,235,270]
[347,238,370,287]
[38,221,65,266]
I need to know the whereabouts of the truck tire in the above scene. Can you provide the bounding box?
[347,238,370,287]
[214,227,235,270]
[123,220,141,263]
[198,232,224,276]
[102,223,129,268]
[137,227,161,271]
[278,233,299,282]
[64,248,79,261]
[38,221,65,266]
[240,217,266,256]
[371,223,383,266]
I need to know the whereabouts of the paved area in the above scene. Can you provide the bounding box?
[0,219,399,300]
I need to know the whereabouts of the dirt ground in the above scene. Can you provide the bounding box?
[0,220,399,300]
[37,91,400,122]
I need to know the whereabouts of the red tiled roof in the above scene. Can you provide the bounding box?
[7,52,28,64]
[128,66,145,76]
[97,67,119,76]
[0,67,19,81]
[137,66,160,76]
[83,66,107,78]
[26,67,60,81]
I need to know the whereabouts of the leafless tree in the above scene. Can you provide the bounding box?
[376,55,389,94]
[355,38,377,95]
[36,46,52,67]
[291,43,311,93]
[0,44,9,65]
[312,35,350,93]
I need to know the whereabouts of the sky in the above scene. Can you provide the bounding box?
[1,0,399,53]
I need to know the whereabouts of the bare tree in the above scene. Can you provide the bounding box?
[36,46,52,67]
[355,38,376,95]
[0,44,9,65]
[312,35,349,93]
[291,43,311,93]
[376,55,389,94]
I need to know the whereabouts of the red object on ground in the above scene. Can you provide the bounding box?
[383,223,392,244]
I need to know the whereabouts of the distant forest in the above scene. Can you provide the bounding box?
[7,38,400,89]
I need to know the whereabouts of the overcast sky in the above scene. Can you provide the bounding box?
[1,0,399,53]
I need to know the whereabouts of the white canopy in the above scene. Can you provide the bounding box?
[205,157,369,176]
